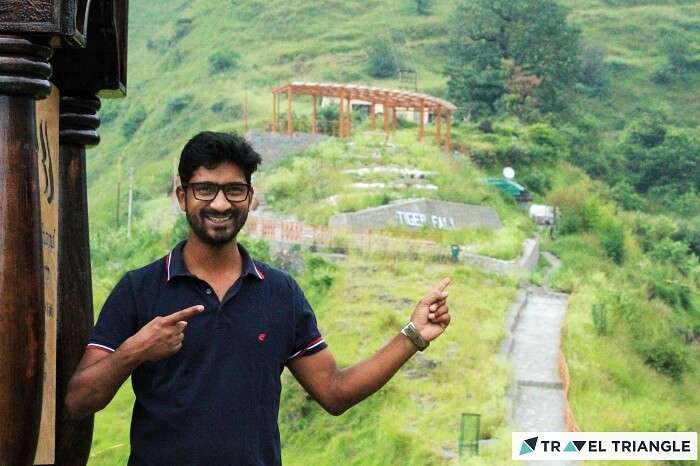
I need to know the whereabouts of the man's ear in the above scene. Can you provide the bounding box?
[176,186,186,211]
[248,186,256,208]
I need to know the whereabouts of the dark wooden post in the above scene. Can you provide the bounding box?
[311,95,317,134]
[435,107,442,145]
[50,1,128,463]
[370,102,376,130]
[54,96,99,466]
[0,35,52,466]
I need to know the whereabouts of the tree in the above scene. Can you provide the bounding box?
[366,40,399,79]
[445,0,581,118]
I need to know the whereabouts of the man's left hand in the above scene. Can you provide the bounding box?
[410,278,452,342]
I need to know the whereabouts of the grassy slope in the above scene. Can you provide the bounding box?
[86,0,700,464]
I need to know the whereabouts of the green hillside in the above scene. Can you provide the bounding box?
[85,1,699,464]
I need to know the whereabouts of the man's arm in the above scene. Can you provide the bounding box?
[65,305,204,419]
[287,278,451,416]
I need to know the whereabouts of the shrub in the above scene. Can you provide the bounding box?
[166,93,194,116]
[209,50,241,74]
[598,220,625,264]
[578,43,609,95]
[211,100,243,120]
[121,105,147,138]
[366,40,398,78]
[591,303,609,336]
[173,18,193,42]
[520,170,552,195]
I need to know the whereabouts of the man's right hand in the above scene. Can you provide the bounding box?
[127,305,205,362]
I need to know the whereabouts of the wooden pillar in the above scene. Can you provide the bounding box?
[286,87,293,136]
[346,95,352,138]
[383,101,389,139]
[272,93,277,132]
[435,107,442,144]
[370,102,376,130]
[0,36,51,466]
[339,97,346,138]
[54,95,100,466]
[446,111,452,151]
[311,95,317,134]
[418,100,425,141]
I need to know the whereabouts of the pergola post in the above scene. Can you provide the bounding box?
[435,107,442,144]
[272,93,277,132]
[370,102,376,130]
[338,97,344,137]
[418,99,425,141]
[383,101,390,139]
[445,111,452,151]
[311,95,317,134]
[286,87,293,136]
[346,95,352,138]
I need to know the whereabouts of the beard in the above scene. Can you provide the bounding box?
[185,203,249,247]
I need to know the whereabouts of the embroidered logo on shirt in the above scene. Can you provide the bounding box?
[258,333,267,342]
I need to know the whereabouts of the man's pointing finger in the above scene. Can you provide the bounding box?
[164,305,205,324]
[436,277,451,292]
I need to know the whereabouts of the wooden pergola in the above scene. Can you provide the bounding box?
[271,82,457,150]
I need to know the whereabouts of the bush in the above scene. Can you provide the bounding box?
[520,170,552,195]
[166,93,194,116]
[209,50,241,74]
[211,100,243,120]
[121,105,147,138]
[578,43,609,94]
[173,18,193,42]
[598,220,625,264]
[591,303,609,336]
[366,40,398,78]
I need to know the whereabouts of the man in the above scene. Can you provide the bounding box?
[66,131,452,465]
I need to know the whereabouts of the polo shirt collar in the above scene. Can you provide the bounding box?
[165,240,264,282]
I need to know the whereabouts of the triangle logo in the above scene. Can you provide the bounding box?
[520,436,538,455]
[564,441,578,452]
[573,440,586,451]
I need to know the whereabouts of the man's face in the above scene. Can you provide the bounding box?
[177,162,253,247]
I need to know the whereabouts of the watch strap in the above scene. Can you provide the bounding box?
[401,321,429,351]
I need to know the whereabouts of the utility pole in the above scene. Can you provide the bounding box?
[116,153,122,228]
[244,87,248,133]
[127,167,134,238]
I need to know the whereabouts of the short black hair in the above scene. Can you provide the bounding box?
[178,131,262,184]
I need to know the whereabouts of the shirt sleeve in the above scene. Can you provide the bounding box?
[287,276,327,361]
[87,273,138,353]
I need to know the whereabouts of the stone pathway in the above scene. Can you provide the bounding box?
[508,253,579,466]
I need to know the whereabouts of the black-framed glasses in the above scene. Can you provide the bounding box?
[182,182,251,202]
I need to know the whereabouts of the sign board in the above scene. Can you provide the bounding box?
[33,85,60,465]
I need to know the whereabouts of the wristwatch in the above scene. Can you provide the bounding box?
[401,321,429,351]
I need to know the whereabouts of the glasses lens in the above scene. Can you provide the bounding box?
[192,183,218,200]
[224,184,249,202]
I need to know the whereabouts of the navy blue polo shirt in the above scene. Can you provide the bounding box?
[88,241,327,466]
